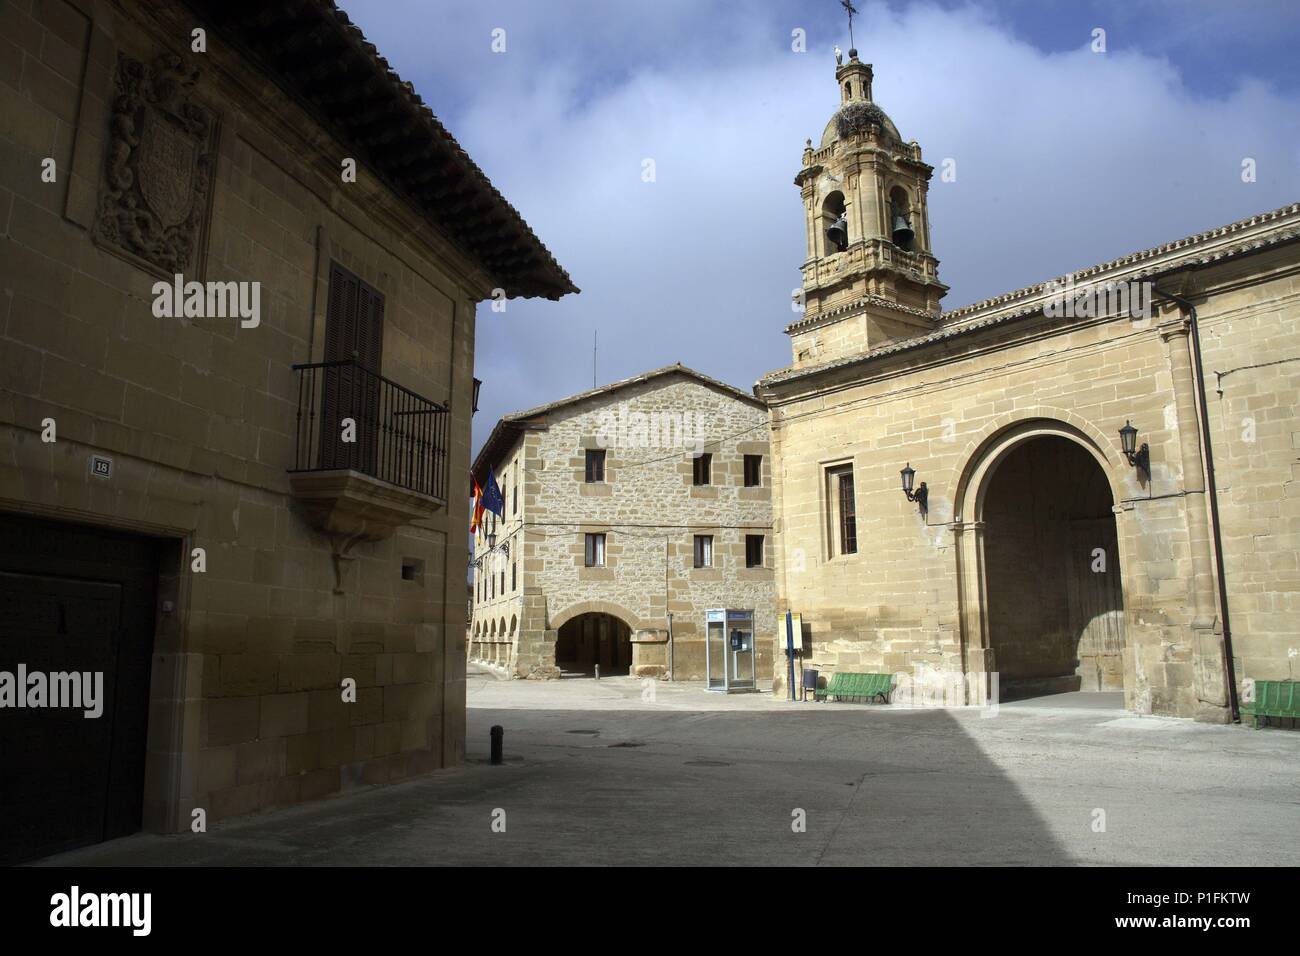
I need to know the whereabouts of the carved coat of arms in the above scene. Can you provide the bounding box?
[94,53,219,277]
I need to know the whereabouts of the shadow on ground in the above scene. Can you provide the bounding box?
[37,704,1071,866]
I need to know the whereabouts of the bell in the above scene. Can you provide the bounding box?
[826,215,848,251]
[891,213,914,248]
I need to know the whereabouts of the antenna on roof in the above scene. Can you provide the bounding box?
[593,329,597,388]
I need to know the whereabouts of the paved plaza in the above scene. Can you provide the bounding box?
[40,669,1300,866]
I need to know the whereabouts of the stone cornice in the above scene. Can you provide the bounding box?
[785,293,938,335]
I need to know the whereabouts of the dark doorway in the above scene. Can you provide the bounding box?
[0,513,164,864]
[555,613,632,676]
[982,438,1125,700]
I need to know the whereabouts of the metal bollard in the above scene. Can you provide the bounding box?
[490,725,503,765]
[594,664,600,680]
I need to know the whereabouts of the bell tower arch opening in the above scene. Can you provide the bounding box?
[822,190,847,254]
[888,185,915,251]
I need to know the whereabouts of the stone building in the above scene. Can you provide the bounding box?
[757,49,1300,721]
[0,0,573,862]
[468,365,775,682]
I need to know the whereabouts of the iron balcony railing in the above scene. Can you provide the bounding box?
[291,358,450,501]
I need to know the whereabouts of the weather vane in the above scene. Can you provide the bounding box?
[841,0,859,50]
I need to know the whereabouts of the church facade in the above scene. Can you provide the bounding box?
[758,50,1300,721]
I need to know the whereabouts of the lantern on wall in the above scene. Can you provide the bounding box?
[900,462,928,517]
[1118,420,1150,480]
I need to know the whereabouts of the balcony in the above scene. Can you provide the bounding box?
[288,358,450,543]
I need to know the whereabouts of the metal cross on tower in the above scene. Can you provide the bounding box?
[841,0,859,50]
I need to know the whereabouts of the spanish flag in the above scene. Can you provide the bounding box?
[470,476,485,533]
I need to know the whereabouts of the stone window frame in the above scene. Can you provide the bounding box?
[585,448,606,483]
[693,534,713,568]
[577,525,616,581]
[584,532,606,567]
[576,436,614,497]
[693,452,712,486]
[823,458,859,560]
[743,454,763,487]
[745,533,765,568]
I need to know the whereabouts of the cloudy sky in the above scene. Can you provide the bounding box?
[338,0,1300,457]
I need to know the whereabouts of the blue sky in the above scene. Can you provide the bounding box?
[337,1,1300,456]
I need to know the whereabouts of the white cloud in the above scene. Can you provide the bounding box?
[340,1,1298,449]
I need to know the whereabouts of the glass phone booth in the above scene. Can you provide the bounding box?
[705,608,756,693]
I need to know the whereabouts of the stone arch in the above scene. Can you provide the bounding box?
[887,183,912,246]
[548,599,645,633]
[951,413,1132,705]
[509,615,517,636]
[499,617,507,637]
[820,190,846,254]
[550,601,637,677]
[490,619,496,637]
[950,409,1125,526]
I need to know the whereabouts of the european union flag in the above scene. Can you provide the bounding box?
[482,466,505,518]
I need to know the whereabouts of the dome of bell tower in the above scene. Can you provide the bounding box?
[819,101,902,149]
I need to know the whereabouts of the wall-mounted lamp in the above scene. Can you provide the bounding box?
[486,530,497,550]
[900,463,928,517]
[472,377,482,414]
[1118,420,1150,479]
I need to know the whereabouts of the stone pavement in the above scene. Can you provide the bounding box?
[38,669,1300,866]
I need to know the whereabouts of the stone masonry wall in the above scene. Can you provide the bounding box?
[471,373,776,682]
[0,0,474,828]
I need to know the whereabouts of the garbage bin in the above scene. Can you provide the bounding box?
[801,668,819,701]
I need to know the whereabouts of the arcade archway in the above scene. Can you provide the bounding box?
[555,612,633,676]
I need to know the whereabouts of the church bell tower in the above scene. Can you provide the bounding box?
[789,47,947,367]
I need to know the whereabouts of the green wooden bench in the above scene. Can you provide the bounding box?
[1241,680,1300,729]
[814,672,894,704]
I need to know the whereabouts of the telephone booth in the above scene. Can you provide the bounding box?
[705,608,756,693]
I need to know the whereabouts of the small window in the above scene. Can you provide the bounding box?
[745,535,764,568]
[585,449,606,483]
[401,557,424,583]
[511,562,517,591]
[585,533,606,567]
[693,535,713,569]
[512,482,518,514]
[744,455,762,487]
[490,574,495,599]
[835,469,858,556]
[693,453,712,486]
[499,570,504,594]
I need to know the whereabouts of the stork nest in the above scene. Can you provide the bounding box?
[836,101,891,139]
